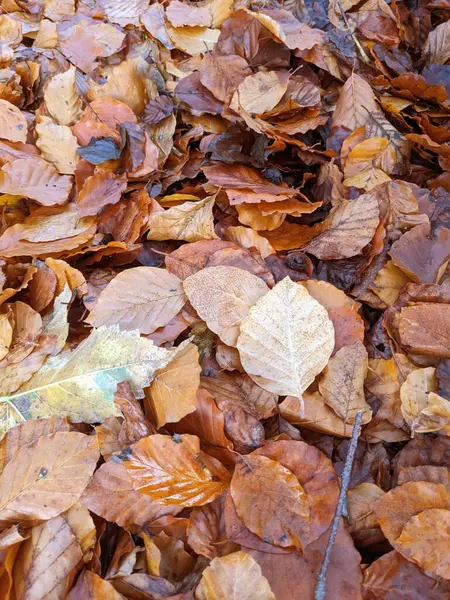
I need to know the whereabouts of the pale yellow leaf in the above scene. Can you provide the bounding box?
[195,551,275,600]
[35,116,79,175]
[0,99,27,143]
[147,194,218,242]
[99,0,149,26]
[369,260,411,306]
[184,266,269,347]
[237,277,335,398]
[87,60,147,115]
[44,66,83,126]
[232,71,288,115]
[33,19,58,49]
[167,24,220,55]
[224,226,276,259]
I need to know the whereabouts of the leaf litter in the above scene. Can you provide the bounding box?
[0,0,450,598]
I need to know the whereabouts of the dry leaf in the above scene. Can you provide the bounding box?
[44,67,83,127]
[306,195,380,260]
[424,21,450,65]
[0,326,176,437]
[237,277,335,401]
[86,267,186,334]
[167,25,221,55]
[76,171,127,217]
[224,226,275,259]
[183,266,269,346]
[187,494,238,558]
[87,60,147,115]
[147,342,201,428]
[67,570,124,600]
[195,551,275,600]
[319,341,372,424]
[0,100,27,143]
[0,431,98,524]
[99,0,149,26]
[0,158,72,206]
[147,195,218,242]
[35,116,79,175]
[232,71,288,115]
[122,433,230,507]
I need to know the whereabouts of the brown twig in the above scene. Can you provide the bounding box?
[314,410,364,600]
[336,0,371,65]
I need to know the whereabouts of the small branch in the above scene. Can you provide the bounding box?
[336,0,370,65]
[315,410,364,600]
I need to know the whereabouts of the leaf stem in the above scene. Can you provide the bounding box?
[314,410,364,600]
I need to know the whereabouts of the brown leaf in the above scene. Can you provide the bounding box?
[319,341,372,424]
[81,458,180,531]
[389,222,450,283]
[0,158,73,206]
[200,53,251,103]
[184,266,268,346]
[76,171,127,218]
[195,551,275,600]
[0,431,99,525]
[232,71,289,115]
[67,569,124,600]
[86,267,186,334]
[306,195,380,259]
[347,483,385,548]
[122,433,230,507]
[424,22,450,65]
[146,343,201,428]
[0,99,27,143]
[230,454,310,549]
[397,303,450,358]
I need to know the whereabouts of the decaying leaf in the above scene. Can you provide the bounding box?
[184,266,269,346]
[237,277,335,401]
[86,267,186,334]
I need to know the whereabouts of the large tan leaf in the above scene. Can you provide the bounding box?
[81,459,180,530]
[183,266,269,347]
[230,455,310,549]
[424,21,450,65]
[76,171,127,218]
[305,194,379,259]
[147,342,201,428]
[236,277,334,400]
[147,194,218,242]
[35,116,79,175]
[12,508,88,600]
[0,99,27,143]
[166,0,232,28]
[87,60,147,115]
[224,226,275,259]
[0,158,72,206]
[98,0,149,26]
[167,24,220,55]
[0,326,175,438]
[0,431,98,524]
[232,71,288,115]
[86,267,186,334]
[195,551,275,600]
[319,341,372,424]
[122,433,230,507]
[44,66,83,126]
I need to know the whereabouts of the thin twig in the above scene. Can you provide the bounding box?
[315,410,364,600]
[336,0,371,65]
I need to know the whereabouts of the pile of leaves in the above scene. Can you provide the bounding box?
[1,0,450,597]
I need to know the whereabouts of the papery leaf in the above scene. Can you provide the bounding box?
[86,267,186,334]
[0,326,176,437]
[237,277,334,398]
[44,66,83,126]
[122,433,230,507]
[77,137,122,165]
[67,570,124,600]
[0,99,27,143]
[35,116,79,175]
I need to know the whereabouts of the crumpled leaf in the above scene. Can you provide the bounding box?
[147,194,218,242]
[195,551,275,600]
[0,158,73,206]
[146,342,201,428]
[319,341,372,424]
[306,195,380,260]
[0,100,27,143]
[183,266,269,347]
[0,431,98,524]
[237,277,335,400]
[86,267,186,334]
[122,433,230,507]
[0,326,176,437]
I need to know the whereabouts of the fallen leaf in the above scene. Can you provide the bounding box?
[122,433,230,507]
[146,342,201,428]
[0,326,176,437]
[76,171,127,217]
[232,71,288,115]
[424,21,450,65]
[397,303,450,358]
[35,116,79,175]
[319,341,372,424]
[306,195,380,260]
[77,137,121,165]
[236,277,335,400]
[81,458,180,531]
[147,194,218,242]
[67,569,124,600]
[0,100,27,143]
[187,494,238,559]
[230,454,310,549]
[0,431,98,524]
[44,66,83,127]
[167,25,221,55]
[195,551,275,600]
[99,0,149,26]
[86,267,186,334]
[183,266,269,346]
[223,226,275,259]
[0,158,72,206]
